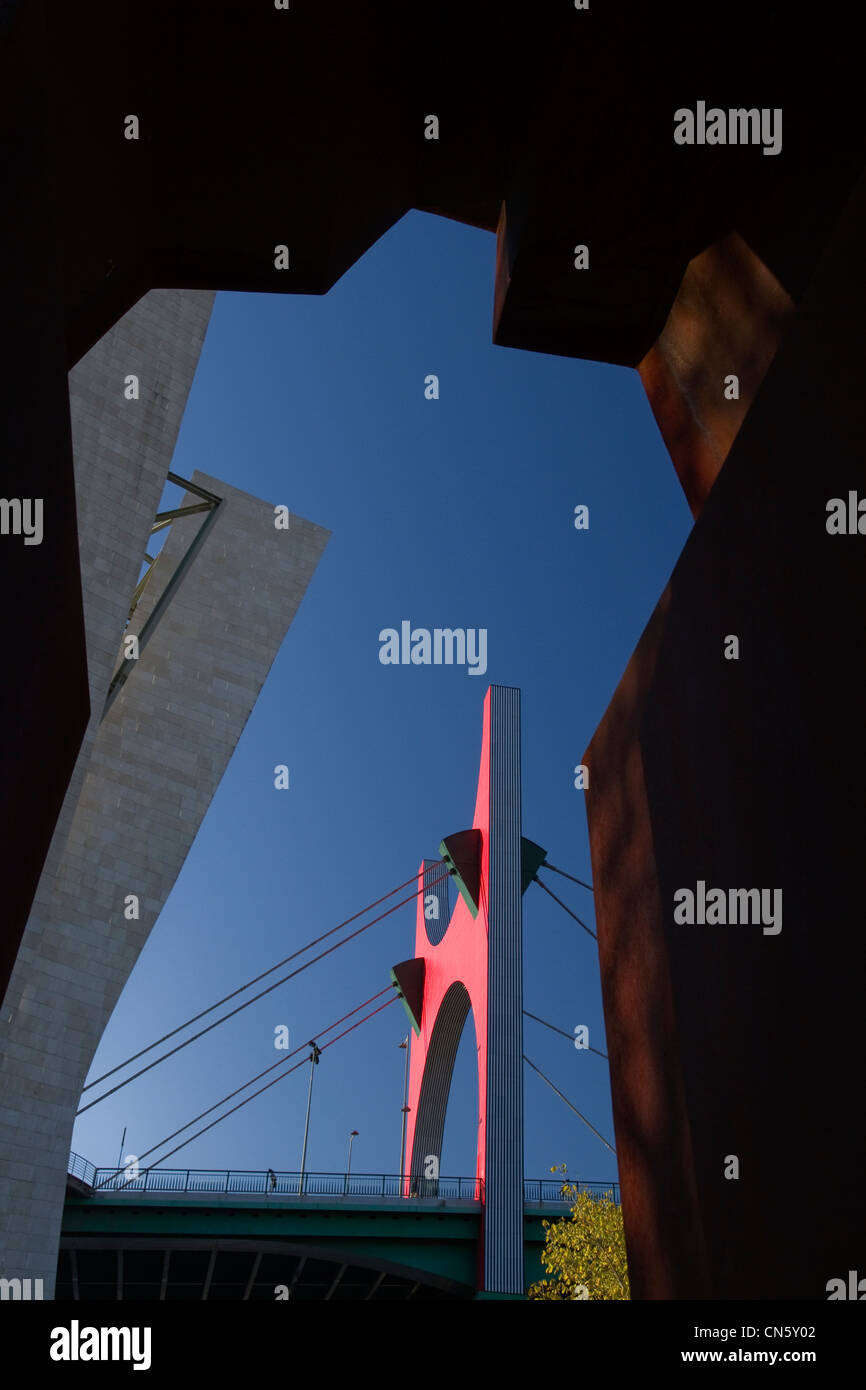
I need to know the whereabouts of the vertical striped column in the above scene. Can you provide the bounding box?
[484,685,524,1293]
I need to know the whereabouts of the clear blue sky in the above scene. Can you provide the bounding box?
[72,210,692,1189]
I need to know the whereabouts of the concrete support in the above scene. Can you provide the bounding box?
[0,292,329,1295]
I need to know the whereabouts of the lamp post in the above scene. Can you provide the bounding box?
[298,1041,321,1196]
[399,1035,410,1192]
[345,1130,358,1195]
[115,1126,126,1192]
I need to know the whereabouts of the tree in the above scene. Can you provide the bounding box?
[528,1165,630,1300]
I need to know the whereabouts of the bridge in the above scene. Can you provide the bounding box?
[59,686,618,1302]
[3,3,865,1307]
[61,1157,620,1301]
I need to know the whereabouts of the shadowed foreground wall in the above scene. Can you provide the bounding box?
[638,233,795,518]
[3,0,866,1306]
[0,0,90,996]
[585,173,866,1300]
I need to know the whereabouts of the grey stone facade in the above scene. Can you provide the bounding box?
[0,291,329,1293]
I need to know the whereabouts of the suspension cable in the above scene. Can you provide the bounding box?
[77,870,448,1115]
[92,987,394,1188]
[124,993,400,1176]
[84,867,438,1092]
[522,1009,608,1060]
[539,862,594,893]
[533,874,597,940]
[523,1054,616,1155]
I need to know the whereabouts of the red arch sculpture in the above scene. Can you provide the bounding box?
[391,685,534,1296]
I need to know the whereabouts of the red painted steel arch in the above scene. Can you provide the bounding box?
[404,693,495,1196]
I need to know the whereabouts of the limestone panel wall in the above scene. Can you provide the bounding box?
[0,292,330,1295]
[0,289,215,1288]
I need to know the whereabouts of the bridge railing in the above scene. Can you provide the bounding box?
[67,1151,97,1187]
[72,1160,483,1201]
[69,1153,619,1205]
[523,1178,620,1204]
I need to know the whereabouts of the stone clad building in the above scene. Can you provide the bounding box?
[0,290,329,1294]
[2,1,865,1300]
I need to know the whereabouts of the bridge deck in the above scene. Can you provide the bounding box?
[59,1160,619,1299]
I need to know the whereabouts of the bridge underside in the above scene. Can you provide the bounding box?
[59,1199,550,1300]
[58,1240,467,1303]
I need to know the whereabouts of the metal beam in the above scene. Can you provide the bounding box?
[201,1247,217,1301]
[166,472,221,505]
[287,1255,306,1298]
[151,502,214,534]
[103,484,223,717]
[242,1250,263,1300]
[324,1262,346,1301]
[122,475,221,627]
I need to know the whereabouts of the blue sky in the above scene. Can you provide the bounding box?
[72,209,692,1190]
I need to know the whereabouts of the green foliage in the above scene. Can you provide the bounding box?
[528,1165,630,1301]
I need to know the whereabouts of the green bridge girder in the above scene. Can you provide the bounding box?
[61,1195,553,1299]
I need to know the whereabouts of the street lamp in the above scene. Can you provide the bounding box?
[345,1129,359,1194]
[399,1035,410,1191]
[298,1041,321,1196]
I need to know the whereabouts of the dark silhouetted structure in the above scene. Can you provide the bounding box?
[2,1,864,1299]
